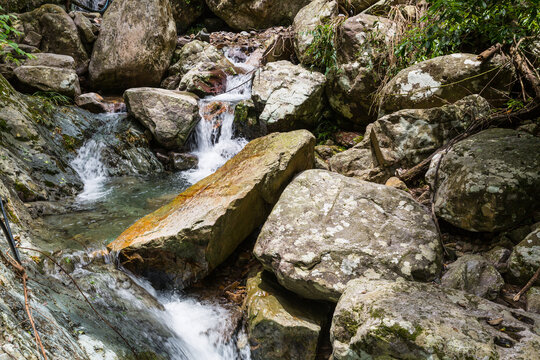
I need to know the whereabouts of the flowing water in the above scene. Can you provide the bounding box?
[183,48,253,183]
[41,48,256,359]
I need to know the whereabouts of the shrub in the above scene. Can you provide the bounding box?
[0,6,32,64]
[396,0,540,65]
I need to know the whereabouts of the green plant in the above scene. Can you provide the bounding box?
[396,0,539,66]
[32,91,72,115]
[0,6,33,64]
[304,17,345,74]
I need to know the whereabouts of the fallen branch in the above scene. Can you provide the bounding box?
[2,251,48,360]
[513,266,540,302]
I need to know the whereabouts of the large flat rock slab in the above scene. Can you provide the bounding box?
[108,130,315,288]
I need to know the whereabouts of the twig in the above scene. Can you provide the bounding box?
[513,266,540,302]
[3,252,48,360]
[18,247,138,358]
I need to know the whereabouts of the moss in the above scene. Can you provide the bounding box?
[14,181,34,199]
[61,134,78,152]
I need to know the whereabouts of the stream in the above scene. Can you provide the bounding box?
[40,48,255,359]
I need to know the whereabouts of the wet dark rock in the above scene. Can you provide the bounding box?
[170,152,198,171]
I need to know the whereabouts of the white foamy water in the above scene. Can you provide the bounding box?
[183,48,255,183]
[130,273,251,360]
[71,114,122,203]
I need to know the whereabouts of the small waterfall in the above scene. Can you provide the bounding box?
[71,114,121,203]
[183,48,255,183]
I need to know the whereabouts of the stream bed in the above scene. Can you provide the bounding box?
[37,48,256,359]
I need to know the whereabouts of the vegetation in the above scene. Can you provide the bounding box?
[304,17,345,74]
[0,6,33,64]
[395,0,539,67]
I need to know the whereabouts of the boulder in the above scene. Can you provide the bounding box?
[170,152,198,171]
[162,41,234,91]
[75,93,110,113]
[508,228,540,286]
[329,95,491,183]
[293,0,338,65]
[89,0,176,91]
[441,254,504,300]
[254,169,442,302]
[205,0,312,30]
[426,128,540,232]
[107,130,315,289]
[245,271,326,360]
[73,11,97,44]
[177,62,234,97]
[24,53,75,69]
[252,61,326,132]
[170,0,206,33]
[379,53,514,116]
[14,66,81,97]
[326,14,396,127]
[19,5,89,75]
[331,279,540,360]
[123,88,200,150]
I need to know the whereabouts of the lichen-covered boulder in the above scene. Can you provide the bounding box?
[254,169,442,302]
[329,95,491,183]
[331,279,540,360]
[508,228,540,286]
[123,88,200,150]
[379,53,514,115]
[18,5,89,74]
[107,130,315,289]
[441,254,504,300]
[293,0,338,65]
[426,128,540,232]
[245,271,326,360]
[89,0,176,90]
[170,0,206,33]
[326,14,396,127]
[252,61,326,132]
[14,65,81,97]
[205,0,312,30]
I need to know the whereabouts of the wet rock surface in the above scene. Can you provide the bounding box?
[254,169,442,302]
